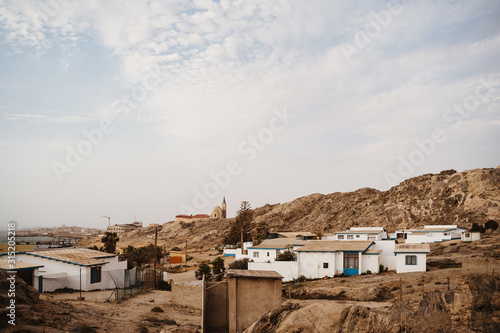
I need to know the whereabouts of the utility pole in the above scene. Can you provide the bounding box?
[154,226,158,289]
[185,239,188,268]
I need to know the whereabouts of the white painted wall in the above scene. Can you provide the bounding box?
[361,255,380,273]
[462,232,481,242]
[396,253,427,273]
[249,248,279,262]
[297,252,337,279]
[248,261,299,282]
[16,254,127,292]
[371,240,397,271]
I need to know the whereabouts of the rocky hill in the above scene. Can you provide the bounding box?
[78,167,500,251]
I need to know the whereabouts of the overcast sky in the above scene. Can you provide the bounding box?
[1,0,499,230]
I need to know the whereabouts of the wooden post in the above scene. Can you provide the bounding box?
[354,285,356,304]
[421,276,424,297]
[288,285,291,305]
[447,277,450,291]
[400,277,403,302]
[154,226,158,289]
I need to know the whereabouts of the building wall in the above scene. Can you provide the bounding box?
[248,261,299,282]
[396,253,427,273]
[228,277,281,333]
[204,281,228,331]
[361,254,380,273]
[297,252,337,279]
[371,240,397,270]
[172,282,202,309]
[461,232,481,242]
[330,233,382,241]
[405,232,447,243]
[248,248,279,262]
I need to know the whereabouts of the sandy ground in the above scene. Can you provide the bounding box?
[42,290,202,333]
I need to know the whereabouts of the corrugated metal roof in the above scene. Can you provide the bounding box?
[394,244,430,253]
[226,269,283,279]
[23,247,116,266]
[296,241,373,252]
[248,238,307,249]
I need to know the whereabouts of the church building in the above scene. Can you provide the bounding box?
[175,197,227,222]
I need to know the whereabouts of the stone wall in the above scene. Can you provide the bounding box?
[171,281,202,309]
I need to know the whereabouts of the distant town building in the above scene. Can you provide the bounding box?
[107,221,143,234]
[175,197,227,222]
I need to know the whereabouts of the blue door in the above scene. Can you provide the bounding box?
[344,268,359,276]
[343,253,359,276]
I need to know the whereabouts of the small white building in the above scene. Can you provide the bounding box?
[394,244,430,273]
[327,227,388,241]
[461,231,481,242]
[247,239,307,263]
[395,225,467,243]
[0,248,128,292]
[295,241,381,278]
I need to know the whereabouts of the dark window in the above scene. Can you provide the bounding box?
[267,252,270,257]
[347,235,354,239]
[338,235,344,239]
[91,266,102,284]
[356,235,360,238]
[323,263,329,269]
[405,255,417,265]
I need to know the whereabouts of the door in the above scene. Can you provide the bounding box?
[343,254,359,276]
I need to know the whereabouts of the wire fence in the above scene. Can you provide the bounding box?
[38,268,163,301]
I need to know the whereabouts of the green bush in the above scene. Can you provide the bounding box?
[228,258,249,270]
[275,250,296,261]
[485,220,498,231]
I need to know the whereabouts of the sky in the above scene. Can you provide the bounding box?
[0,0,499,230]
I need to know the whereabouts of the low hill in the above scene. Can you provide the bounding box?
[78,167,500,251]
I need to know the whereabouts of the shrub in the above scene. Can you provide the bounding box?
[275,250,296,261]
[212,256,226,275]
[485,220,498,231]
[158,280,171,291]
[171,246,181,251]
[296,275,307,283]
[470,223,485,233]
[151,306,163,313]
[195,263,211,280]
[228,258,249,270]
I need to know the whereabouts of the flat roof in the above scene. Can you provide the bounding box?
[296,241,373,253]
[0,260,44,271]
[1,248,116,267]
[394,244,430,253]
[248,239,307,249]
[274,231,316,238]
[227,269,283,279]
[335,229,383,235]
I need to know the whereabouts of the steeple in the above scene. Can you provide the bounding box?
[222,197,227,218]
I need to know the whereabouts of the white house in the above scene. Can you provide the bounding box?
[0,260,44,289]
[223,241,253,260]
[247,239,307,263]
[295,241,381,278]
[0,248,128,292]
[326,227,388,241]
[461,231,481,242]
[395,225,467,243]
[394,244,430,273]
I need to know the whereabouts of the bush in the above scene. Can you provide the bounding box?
[485,220,498,231]
[296,275,307,283]
[171,246,181,251]
[158,280,171,291]
[195,263,212,280]
[228,258,249,270]
[470,223,486,233]
[151,306,163,313]
[275,250,296,261]
[212,256,226,275]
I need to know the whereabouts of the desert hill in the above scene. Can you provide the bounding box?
[78,167,500,251]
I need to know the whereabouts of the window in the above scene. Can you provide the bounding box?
[267,252,270,257]
[464,233,470,237]
[405,255,417,265]
[253,252,259,258]
[344,254,359,268]
[91,266,102,284]
[347,235,354,239]
[355,235,360,238]
[338,235,344,239]
[323,263,329,269]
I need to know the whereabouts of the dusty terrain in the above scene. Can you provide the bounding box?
[78,167,500,251]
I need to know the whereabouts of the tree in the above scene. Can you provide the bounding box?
[195,263,212,280]
[212,257,225,276]
[275,249,296,261]
[485,220,498,231]
[101,232,119,253]
[470,223,485,233]
[88,245,105,252]
[314,227,324,240]
[223,201,253,245]
[253,221,269,246]
[146,244,166,264]
[228,258,249,270]
[123,246,152,268]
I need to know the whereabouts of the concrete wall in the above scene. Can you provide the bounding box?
[205,281,228,332]
[248,261,298,282]
[172,282,202,309]
[371,240,397,270]
[297,252,338,279]
[461,232,481,242]
[228,277,282,333]
[361,254,379,273]
[396,253,427,273]
[249,248,278,262]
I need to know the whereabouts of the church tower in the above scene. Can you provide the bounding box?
[222,197,227,218]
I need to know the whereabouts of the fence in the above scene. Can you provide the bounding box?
[171,281,203,309]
